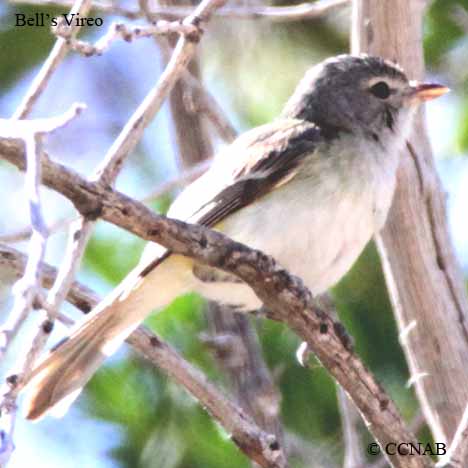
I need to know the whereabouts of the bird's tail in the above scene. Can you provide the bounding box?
[23,254,193,421]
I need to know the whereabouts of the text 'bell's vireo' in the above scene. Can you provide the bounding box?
[24,54,449,420]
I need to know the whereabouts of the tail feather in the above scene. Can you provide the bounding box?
[24,317,111,420]
[23,254,194,420]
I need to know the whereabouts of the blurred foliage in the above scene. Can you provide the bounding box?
[426,0,468,153]
[425,0,468,65]
[1,0,467,467]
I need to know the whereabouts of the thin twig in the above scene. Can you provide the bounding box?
[0,243,99,312]
[44,219,94,322]
[0,243,287,468]
[2,104,86,137]
[338,387,366,468]
[55,20,200,57]
[0,104,84,466]
[0,226,35,244]
[93,0,227,184]
[11,0,349,22]
[11,0,92,119]
[0,104,85,355]
[0,159,211,244]
[181,72,238,143]
[0,216,79,244]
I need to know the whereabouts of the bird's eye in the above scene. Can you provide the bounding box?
[369,81,391,99]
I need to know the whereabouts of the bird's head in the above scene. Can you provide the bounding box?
[282,54,448,143]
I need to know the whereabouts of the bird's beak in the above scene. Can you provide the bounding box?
[408,81,450,103]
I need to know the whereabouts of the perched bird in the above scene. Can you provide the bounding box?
[24,54,448,420]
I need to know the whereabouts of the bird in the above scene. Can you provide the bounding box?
[23,54,448,420]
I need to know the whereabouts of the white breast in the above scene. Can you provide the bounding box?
[194,132,401,310]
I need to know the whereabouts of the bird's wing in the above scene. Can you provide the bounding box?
[170,118,322,225]
[139,118,323,273]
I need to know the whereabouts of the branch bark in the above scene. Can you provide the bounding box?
[352,0,468,451]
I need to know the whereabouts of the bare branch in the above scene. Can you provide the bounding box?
[368,411,427,468]
[0,138,433,468]
[55,20,200,57]
[0,216,78,244]
[2,104,86,138]
[142,158,212,202]
[0,243,98,312]
[11,0,349,22]
[11,0,92,119]
[0,104,84,466]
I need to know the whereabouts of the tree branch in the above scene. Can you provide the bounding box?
[0,138,433,468]
[0,104,85,356]
[92,0,227,183]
